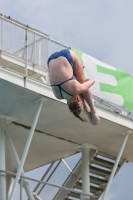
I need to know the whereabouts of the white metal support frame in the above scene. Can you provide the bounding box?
[33,162,55,193]
[0,119,6,200]
[73,144,97,200]
[20,176,23,200]
[81,146,92,200]
[0,170,98,199]
[0,14,4,51]
[101,130,132,200]
[4,124,35,200]
[62,159,72,173]
[9,98,46,200]
[6,175,12,200]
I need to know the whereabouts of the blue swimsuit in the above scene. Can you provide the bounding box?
[47,49,76,99]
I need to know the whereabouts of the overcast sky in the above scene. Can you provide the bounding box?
[1,1,133,200]
[1,0,133,75]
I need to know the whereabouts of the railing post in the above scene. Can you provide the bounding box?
[34,33,36,64]
[24,27,28,87]
[38,40,41,66]
[30,33,36,64]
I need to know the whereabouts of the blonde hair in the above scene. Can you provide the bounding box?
[68,102,88,123]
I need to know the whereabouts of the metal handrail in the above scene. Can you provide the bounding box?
[0,12,70,76]
[0,13,49,37]
[0,170,98,199]
[37,160,62,195]
[33,162,55,193]
[0,13,69,48]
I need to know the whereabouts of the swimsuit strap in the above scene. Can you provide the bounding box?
[51,76,75,86]
[51,76,75,98]
[59,85,73,97]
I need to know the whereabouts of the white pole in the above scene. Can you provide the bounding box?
[34,33,36,64]
[0,119,6,200]
[9,99,43,200]
[1,15,4,51]
[24,28,28,87]
[20,177,23,200]
[4,124,35,200]
[81,147,90,200]
[30,32,37,63]
[39,41,41,66]
[101,132,129,200]
[6,175,12,200]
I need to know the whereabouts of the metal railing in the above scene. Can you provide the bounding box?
[0,170,98,200]
[0,13,70,74]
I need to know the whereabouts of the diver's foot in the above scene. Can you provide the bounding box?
[91,110,100,125]
[87,112,93,124]
[84,110,93,124]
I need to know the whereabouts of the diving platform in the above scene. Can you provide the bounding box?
[1,70,133,173]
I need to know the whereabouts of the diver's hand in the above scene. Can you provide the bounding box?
[84,78,95,85]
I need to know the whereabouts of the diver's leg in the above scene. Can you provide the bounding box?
[71,50,100,124]
[82,89,100,125]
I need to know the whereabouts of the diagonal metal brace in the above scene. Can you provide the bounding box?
[9,98,46,200]
[101,130,133,200]
[4,123,35,200]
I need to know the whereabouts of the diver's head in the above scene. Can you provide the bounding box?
[67,96,88,122]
